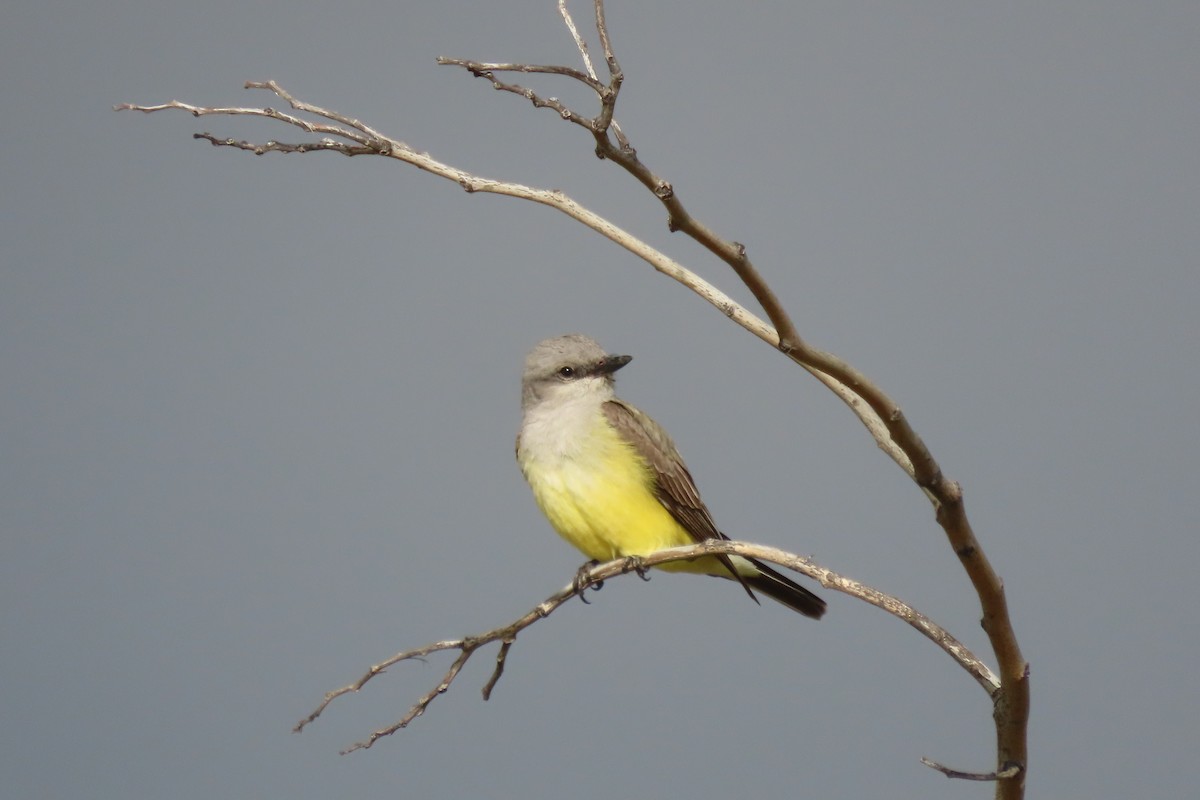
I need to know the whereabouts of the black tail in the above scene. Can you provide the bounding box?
[742,560,826,619]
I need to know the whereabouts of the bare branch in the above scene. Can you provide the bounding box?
[593,0,618,76]
[115,84,810,389]
[481,638,514,701]
[191,132,376,157]
[713,540,999,694]
[433,58,605,93]
[245,79,387,142]
[434,59,601,132]
[921,757,1023,782]
[116,96,369,146]
[295,539,997,753]
[558,0,598,82]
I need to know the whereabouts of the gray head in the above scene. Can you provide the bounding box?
[521,334,632,412]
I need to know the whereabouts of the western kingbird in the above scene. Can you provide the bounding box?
[516,334,825,619]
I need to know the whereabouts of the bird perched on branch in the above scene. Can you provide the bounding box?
[516,333,825,619]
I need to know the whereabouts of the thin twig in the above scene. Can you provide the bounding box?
[432,59,605,93]
[246,80,388,142]
[434,60,599,130]
[192,132,375,156]
[559,0,598,82]
[921,757,1023,781]
[115,97,368,145]
[482,639,514,701]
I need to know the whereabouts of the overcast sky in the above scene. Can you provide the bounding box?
[4,2,1198,798]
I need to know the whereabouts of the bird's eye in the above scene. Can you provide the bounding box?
[557,366,575,378]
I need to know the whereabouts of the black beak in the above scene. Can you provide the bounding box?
[595,353,632,375]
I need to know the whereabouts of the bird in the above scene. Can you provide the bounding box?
[516,333,825,619]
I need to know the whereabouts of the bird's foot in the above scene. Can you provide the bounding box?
[622,555,651,582]
[573,560,603,603]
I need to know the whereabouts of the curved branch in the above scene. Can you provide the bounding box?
[115,82,898,462]
[294,539,996,754]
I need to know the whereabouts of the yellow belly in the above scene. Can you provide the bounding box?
[520,424,726,576]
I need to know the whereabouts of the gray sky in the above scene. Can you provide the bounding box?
[4,2,1198,798]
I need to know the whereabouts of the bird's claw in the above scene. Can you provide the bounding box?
[574,560,603,603]
[622,555,651,581]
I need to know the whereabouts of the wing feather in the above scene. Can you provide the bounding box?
[601,399,753,595]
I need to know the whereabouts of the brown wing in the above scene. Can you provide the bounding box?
[601,398,755,597]
[602,399,826,619]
